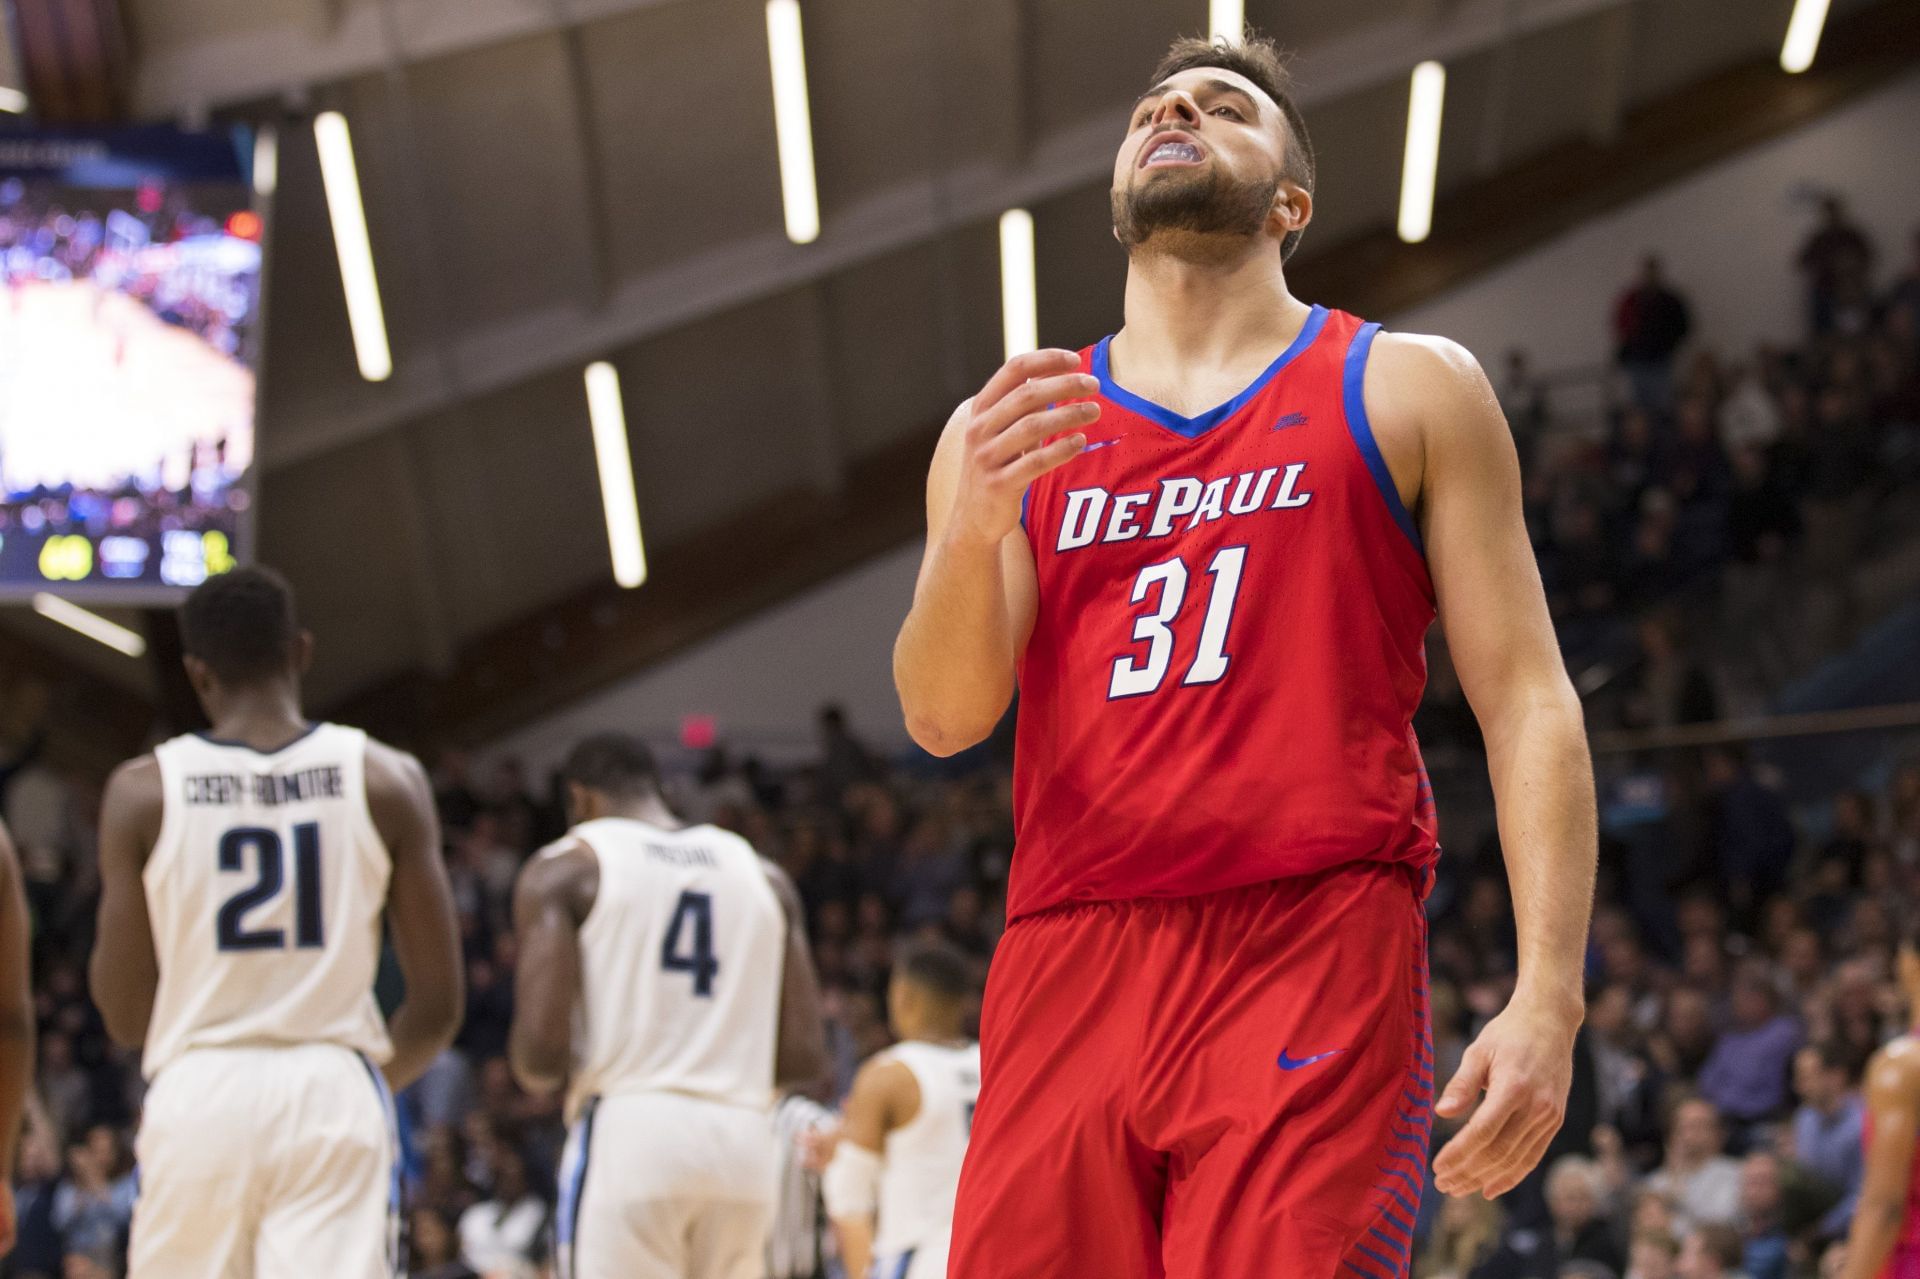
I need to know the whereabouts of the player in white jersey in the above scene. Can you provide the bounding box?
[824,942,980,1279]
[509,733,829,1279]
[90,567,464,1279]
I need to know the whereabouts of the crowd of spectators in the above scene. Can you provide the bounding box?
[0,200,1918,1279]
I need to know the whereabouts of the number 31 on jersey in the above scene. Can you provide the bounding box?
[1110,545,1247,698]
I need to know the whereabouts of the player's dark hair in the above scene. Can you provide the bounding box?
[896,940,974,1003]
[179,566,300,685]
[1147,33,1316,261]
[561,732,661,801]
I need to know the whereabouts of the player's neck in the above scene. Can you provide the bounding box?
[205,685,308,749]
[1114,242,1303,377]
[596,797,683,830]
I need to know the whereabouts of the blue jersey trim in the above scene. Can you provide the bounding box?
[193,722,323,754]
[1093,304,1329,439]
[1341,323,1424,553]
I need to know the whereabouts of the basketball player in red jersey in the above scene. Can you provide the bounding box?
[893,35,1596,1278]
[1840,923,1920,1279]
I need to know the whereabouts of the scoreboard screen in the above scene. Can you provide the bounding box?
[0,125,265,601]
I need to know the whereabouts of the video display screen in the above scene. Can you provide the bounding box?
[0,126,264,600]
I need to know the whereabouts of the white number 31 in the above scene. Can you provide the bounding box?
[1109,545,1247,698]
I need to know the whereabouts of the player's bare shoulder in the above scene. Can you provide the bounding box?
[1868,1035,1920,1105]
[1362,331,1511,503]
[100,753,166,863]
[516,834,599,922]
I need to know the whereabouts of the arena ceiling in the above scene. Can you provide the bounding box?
[4,0,1914,752]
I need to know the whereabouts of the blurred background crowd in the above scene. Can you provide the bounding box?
[2,199,1918,1279]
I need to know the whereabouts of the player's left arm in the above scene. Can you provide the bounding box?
[824,1057,916,1279]
[762,858,831,1091]
[368,743,465,1092]
[1841,1046,1920,1279]
[1369,332,1597,1200]
[508,840,596,1096]
[0,820,34,1256]
[89,755,166,1050]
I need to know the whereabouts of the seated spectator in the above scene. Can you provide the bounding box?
[1628,1229,1681,1279]
[1738,1151,1789,1279]
[410,1205,478,1279]
[1789,1042,1864,1238]
[1420,1191,1503,1279]
[1677,1223,1748,1279]
[1468,1157,1623,1278]
[1646,1098,1743,1232]
[1697,965,1803,1130]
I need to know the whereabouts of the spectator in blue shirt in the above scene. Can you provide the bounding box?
[1699,964,1804,1131]
[1788,1042,1864,1237]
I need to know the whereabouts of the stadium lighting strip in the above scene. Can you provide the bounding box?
[999,209,1038,361]
[31,595,147,659]
[0,87,26,114]
[1397,61,1447,245]
[765,0,821,246]
[252,126,280,198]
[1780,0,1832,73]
[314,111,394,383]
[584,362,649,590]
[1209,0,1243,43]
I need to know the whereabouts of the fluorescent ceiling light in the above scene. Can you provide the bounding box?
[1780,0,1831,73]
[1398,61,1446,244]
[0,87,27,114]
[1209,0,1243,43]
[584,362,648,590]
[766,0,821,245]
[253,126,279,197]
[314,111,393,382]
[999,208,1037,362]
[32,594,147,658]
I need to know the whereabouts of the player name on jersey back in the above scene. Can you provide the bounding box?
[181,766,345,807]
[558,817,787,1122]
[142,725,393,1079]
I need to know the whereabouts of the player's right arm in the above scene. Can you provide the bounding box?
[508,840,597,1096]
[90,755,165,1049]
[1842,1043,1920,1279]
[366,742,464,1091]
[762,858,830,1091]
[0,821,33,1257]
[823,1055,920,1279]
[893,351,1099,756]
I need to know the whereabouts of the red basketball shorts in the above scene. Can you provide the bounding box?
[948,861,1433,1279]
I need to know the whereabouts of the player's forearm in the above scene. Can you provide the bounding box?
[832,1217,875,1278]
[1483,686,1595,1019]
[0,1008,31,1175]
[894,533,1018,755]
[385,993,461,1092]
[1842,1203,1902,1279]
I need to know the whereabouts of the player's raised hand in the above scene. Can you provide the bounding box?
[1431,1000,1576,1199]
[946,350,1100,549]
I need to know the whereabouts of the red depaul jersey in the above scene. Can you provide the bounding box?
[1009,305,1441,922]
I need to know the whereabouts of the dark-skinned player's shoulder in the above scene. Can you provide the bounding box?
[361,737,433,813]
[515,837,599,921]
[99,754,166,865]
[758,857,806,927]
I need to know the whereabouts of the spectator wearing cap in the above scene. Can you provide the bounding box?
[1789,1043,1864,1237]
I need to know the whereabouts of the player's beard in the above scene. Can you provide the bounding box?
[1112,164,1281,260]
